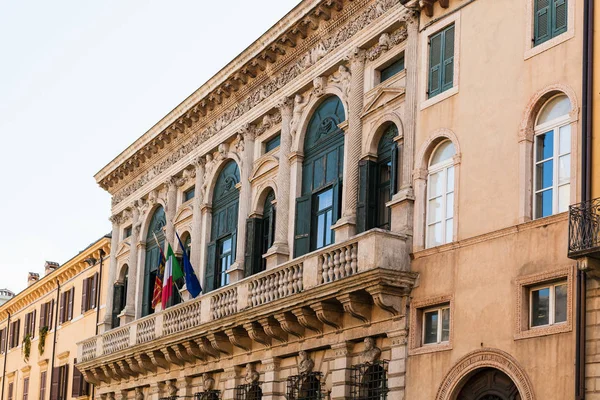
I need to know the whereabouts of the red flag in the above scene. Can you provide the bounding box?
[151,234,167,309]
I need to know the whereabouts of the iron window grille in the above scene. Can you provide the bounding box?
[286,372,325,400]
[350,360,389,400]
[234,383,262,400]
[194,391,221,400]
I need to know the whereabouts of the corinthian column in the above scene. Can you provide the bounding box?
[121,204,140,324]
[265,97,293,268]
[101,213,122,333]
[334,47,366,242]
[191,157,205,278]
[165,177,178,246]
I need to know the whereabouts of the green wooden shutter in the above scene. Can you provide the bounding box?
[441,25,455,92]
[111,283,124,329]
[552,0,567,37]
[357,160,378,233]
[534,0,551,46]
[244,218,264,277]
[205,242,217,293]
[428,31,443,97]
[332,178,342,231]
[391,143,399,196]
[294,195,312,258]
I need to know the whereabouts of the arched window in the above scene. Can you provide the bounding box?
[206,161,240,292]
[244,189,276,276]
[426,140,455,248]
[358,124,399,232]
[294,96,345,257]
[534,94,571,219]
[142,206,166,317]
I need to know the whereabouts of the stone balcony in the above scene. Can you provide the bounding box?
[77,229,416,385]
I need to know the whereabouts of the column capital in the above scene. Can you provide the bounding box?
[346,47,367,66]
[261,357,282,371]
[277,96,294,116]
[330,341,354,357]
[109,213,124,226]
[193,155,206,170]
[386,329,408,346]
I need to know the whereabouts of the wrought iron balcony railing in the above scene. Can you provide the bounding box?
[568,198,600,258]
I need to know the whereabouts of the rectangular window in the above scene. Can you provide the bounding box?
[184,186,195,202]
[40,371,47,400]
[124,225,132,239]
[428,24,455,98]
[72,360,89,398]
[9,320,20,349]
[379,54,405,83]
[423,306,450,345]
[314,188,334,250]
[530,281,568,327]
[24,310,36,339]
[217,236,233,288]
[23,377,29,400]
[81,274,98,313]
[265,135,281,153]
[0,328,6,354]
[40,300,54,330]
[534,0,568,47]
[60,288,75,324]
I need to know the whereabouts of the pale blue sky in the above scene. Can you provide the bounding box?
[0,0,299,294]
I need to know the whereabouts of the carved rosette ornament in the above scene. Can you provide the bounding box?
[360,337,382,364]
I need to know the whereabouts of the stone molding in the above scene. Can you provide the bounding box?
[435,348,536,400]
[408,294,453,356]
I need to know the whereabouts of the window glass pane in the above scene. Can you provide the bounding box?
[379,161,391,184]
[317,214,325,248]
[555,284,568,323]
[184,187,195,202]
[325,210,333,246]
[445,218,453,244]
[559,125,571,154]
[535,131,554,161]
[428,197,443,224]
[558,184,570,213]
[222,238,232,253]
[446,192,454,218]
[380,55,405,83]
[441,308,450,342]
[430,141,456,166]
[424,311,439,344]
[558,154,570,183]
[429,171,443,198]
[531,287,550,327]
[317,189,333,210]
[535,160,554,190]
[265,135,281,152]
[535,189,553,218]
[537,95,571,125]
[446,166,454,193]
[427,223,443,248]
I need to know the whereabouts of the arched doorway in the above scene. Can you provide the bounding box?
[456,368,520,400]
[142,206,166,317]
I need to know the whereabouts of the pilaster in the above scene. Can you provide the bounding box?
[222,366,242,400]
[262,357,283,400]
[330,342,354,400]
[121,204,140,323]
[191,157,206,279]
[101,213,122,333]
[165,176,179,246]
[387,329,408,399]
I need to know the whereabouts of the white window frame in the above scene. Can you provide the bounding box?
[533,96,571,219]
[422,305,450,345]
[529,281,568,328]
[426,141,455,248]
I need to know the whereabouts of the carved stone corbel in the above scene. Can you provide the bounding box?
[274,312,305,338]
[311,301,344,330]
[291,307,323,334]
[259,317,288,343]
[148,350,169,370]
[161,347,184,367]
[134,353,156,373]
[208,332,233,355]
[127,357,144,375]
[117,360,137,378]
[243,322,271,347]
[337,292,371,323]
[182,340,206,361]
[101,365,117,382]
[366,285,407,316]
[225,327,252,352]
[196,337,219,359]
[81,369,100,385]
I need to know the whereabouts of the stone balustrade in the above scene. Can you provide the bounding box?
[77,229,409,364]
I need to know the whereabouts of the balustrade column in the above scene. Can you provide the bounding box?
[261,357,283,400]
[191,157,205,278]
[101,214,122,333]
[266,97,294,268]
[387,329,408,399]
[232,129,255,282]
[330,342,354,400]
[165,176,178,246]
[335,48,366,242]
[121,204,140,324]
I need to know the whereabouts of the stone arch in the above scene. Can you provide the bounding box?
[364,112,404,156]
[252,181,278,216]
[139,200,167,245]
[292,89,348,154]
[415,128,462,175]
[175,230,192,254]
[204,153,243,205]
[435,348,535,400]
[117,264,129,284]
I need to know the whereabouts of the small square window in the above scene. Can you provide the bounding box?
[184,186,195,202]
[423,306,450,345]
[124,225,132,239]
[530,282,567,328]
[409,295,453,355]
[265,135,281,153]
[378,54,405,84]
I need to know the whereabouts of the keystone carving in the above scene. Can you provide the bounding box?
[135,388,144,400]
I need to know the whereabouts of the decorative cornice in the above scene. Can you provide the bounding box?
[365,27,409,61]
[105,0,404,206]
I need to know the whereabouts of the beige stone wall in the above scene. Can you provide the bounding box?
[0,237,110,400]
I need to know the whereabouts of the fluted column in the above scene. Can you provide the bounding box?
[266,97,293,268]
[165,177,178,246]
[121,204,140,323]
[334,48,366,242]
[191,157,206,278]
[101,213,122,333]
[231,129,255,282]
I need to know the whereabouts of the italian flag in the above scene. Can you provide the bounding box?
[161,244,184,307]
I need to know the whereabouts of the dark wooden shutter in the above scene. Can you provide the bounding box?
[204,242,217,293]
[244,218,264,277]
[112,283,124,329]
[441,25,455,93]
[391,143,400,196]
[67,288,74,321]
[7,383,13,400]
[24,313,30,338]
[48,300,54,330]
[357,160,378,233]
[428,31,443,97]
[0,329,5,353]
[40,371,47,400]
[31,310,36,338]
[534,0,551,45]
[60,365,69,400]
[90,273,98,309]
[552,0,567,36]
[23,377,29,400]
[72,361,83,397]
[59,293,65,324]
[294,195,312,258]
[40,303,47,330]
[81,278,88,314]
